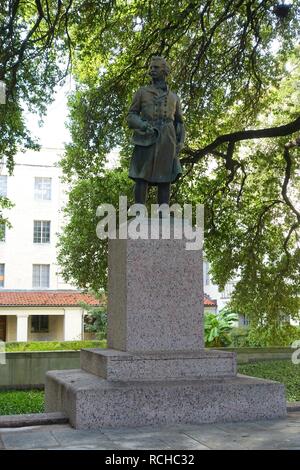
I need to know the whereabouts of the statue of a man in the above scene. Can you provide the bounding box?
[127,56,185,205]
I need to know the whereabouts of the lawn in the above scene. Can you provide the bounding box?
[0,390,44,415]
[238,360,300,402]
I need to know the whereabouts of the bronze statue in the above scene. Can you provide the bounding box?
[127,56,185,205]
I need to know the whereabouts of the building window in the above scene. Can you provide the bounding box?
[239,315,250,327]
[33,221,51,243]
[0,175,7,197]
[31,315,49,333]
[0,264,4,287]
[34,177,52,201]
[32,264,50,288]
[221,283,235,299]
[0,223,5,242]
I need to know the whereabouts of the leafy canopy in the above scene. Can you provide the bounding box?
[59,1,300,329]
[2,1,300,328]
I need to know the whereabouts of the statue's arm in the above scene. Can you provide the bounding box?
[127,89,148,131]
[174,98,185,153]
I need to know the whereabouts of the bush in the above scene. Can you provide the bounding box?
[229,327,250,347]
[229,323,300,348]
[247,324,300,347]
[205,308,238,347]
[82,304,107,340]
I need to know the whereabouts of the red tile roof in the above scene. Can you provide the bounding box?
[204,294,217,307]
[0,291,101,307]
[0,290,216,308]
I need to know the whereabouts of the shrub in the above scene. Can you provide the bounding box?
[247,324,300,347]
[205,308,238,347]
[82,304,107,340]
[229,327,250,347]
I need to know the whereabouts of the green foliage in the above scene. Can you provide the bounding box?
[230,324,300,347]
[57,170,132,291]
[229,327,251,348]
[4,340,106,352]
[238,360,300,402]
[0,0,73,221]
[61,0,300,180]
[247,324,300,347]
[0,390,44,415]
[0,195,13,230]
[56,2,300,330]
[0,0,72,167]
[204,308,238,347]
[82,303,108,340]
[2,1,300,329]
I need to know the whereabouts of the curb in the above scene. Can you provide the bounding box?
[287,402,300,412]
[0,412,68,428]
[0,403,298,428]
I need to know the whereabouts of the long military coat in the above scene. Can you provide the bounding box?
[127,84,185,184]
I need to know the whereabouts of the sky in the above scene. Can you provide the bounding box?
[25,79,73,150]
[25,79,120,168]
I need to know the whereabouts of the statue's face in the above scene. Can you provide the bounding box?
[149,61,166,80]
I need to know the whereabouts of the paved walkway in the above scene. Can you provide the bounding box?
[1,412,300,450]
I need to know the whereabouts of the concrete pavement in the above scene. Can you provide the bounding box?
[1,412,300,450]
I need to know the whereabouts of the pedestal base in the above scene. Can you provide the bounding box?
[45,368,286,429]
[80,348,236,381]
[45,232,286,429]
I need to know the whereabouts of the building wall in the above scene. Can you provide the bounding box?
[2,307,83,342]
[204,306,218,314]
[203,257,236,312]
[0,148,74,290]
[6,315,17,342]
[28,315,64,342]
[64,309,83,341]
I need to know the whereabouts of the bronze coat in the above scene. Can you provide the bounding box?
[127,84,185,184]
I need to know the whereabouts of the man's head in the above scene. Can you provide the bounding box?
[149,56,170,80]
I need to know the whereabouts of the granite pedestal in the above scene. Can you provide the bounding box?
[45,220,286,429]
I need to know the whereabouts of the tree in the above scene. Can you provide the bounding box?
[57,1,300,329]
[2,1,300,328]
[57,169,132,292]
[0,0,74,224]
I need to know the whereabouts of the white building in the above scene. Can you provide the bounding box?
[0,148,98,342]
[203,257,235,312]
[203,257,250,327]
[0,148,74,290]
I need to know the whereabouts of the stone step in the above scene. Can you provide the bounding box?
[80,348,237,381]
[45,369,286,429]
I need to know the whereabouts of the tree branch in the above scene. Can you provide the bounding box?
[181,115,300,164]
[282,144,300,222]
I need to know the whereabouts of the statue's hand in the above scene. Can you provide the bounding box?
[141,121,154,133]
